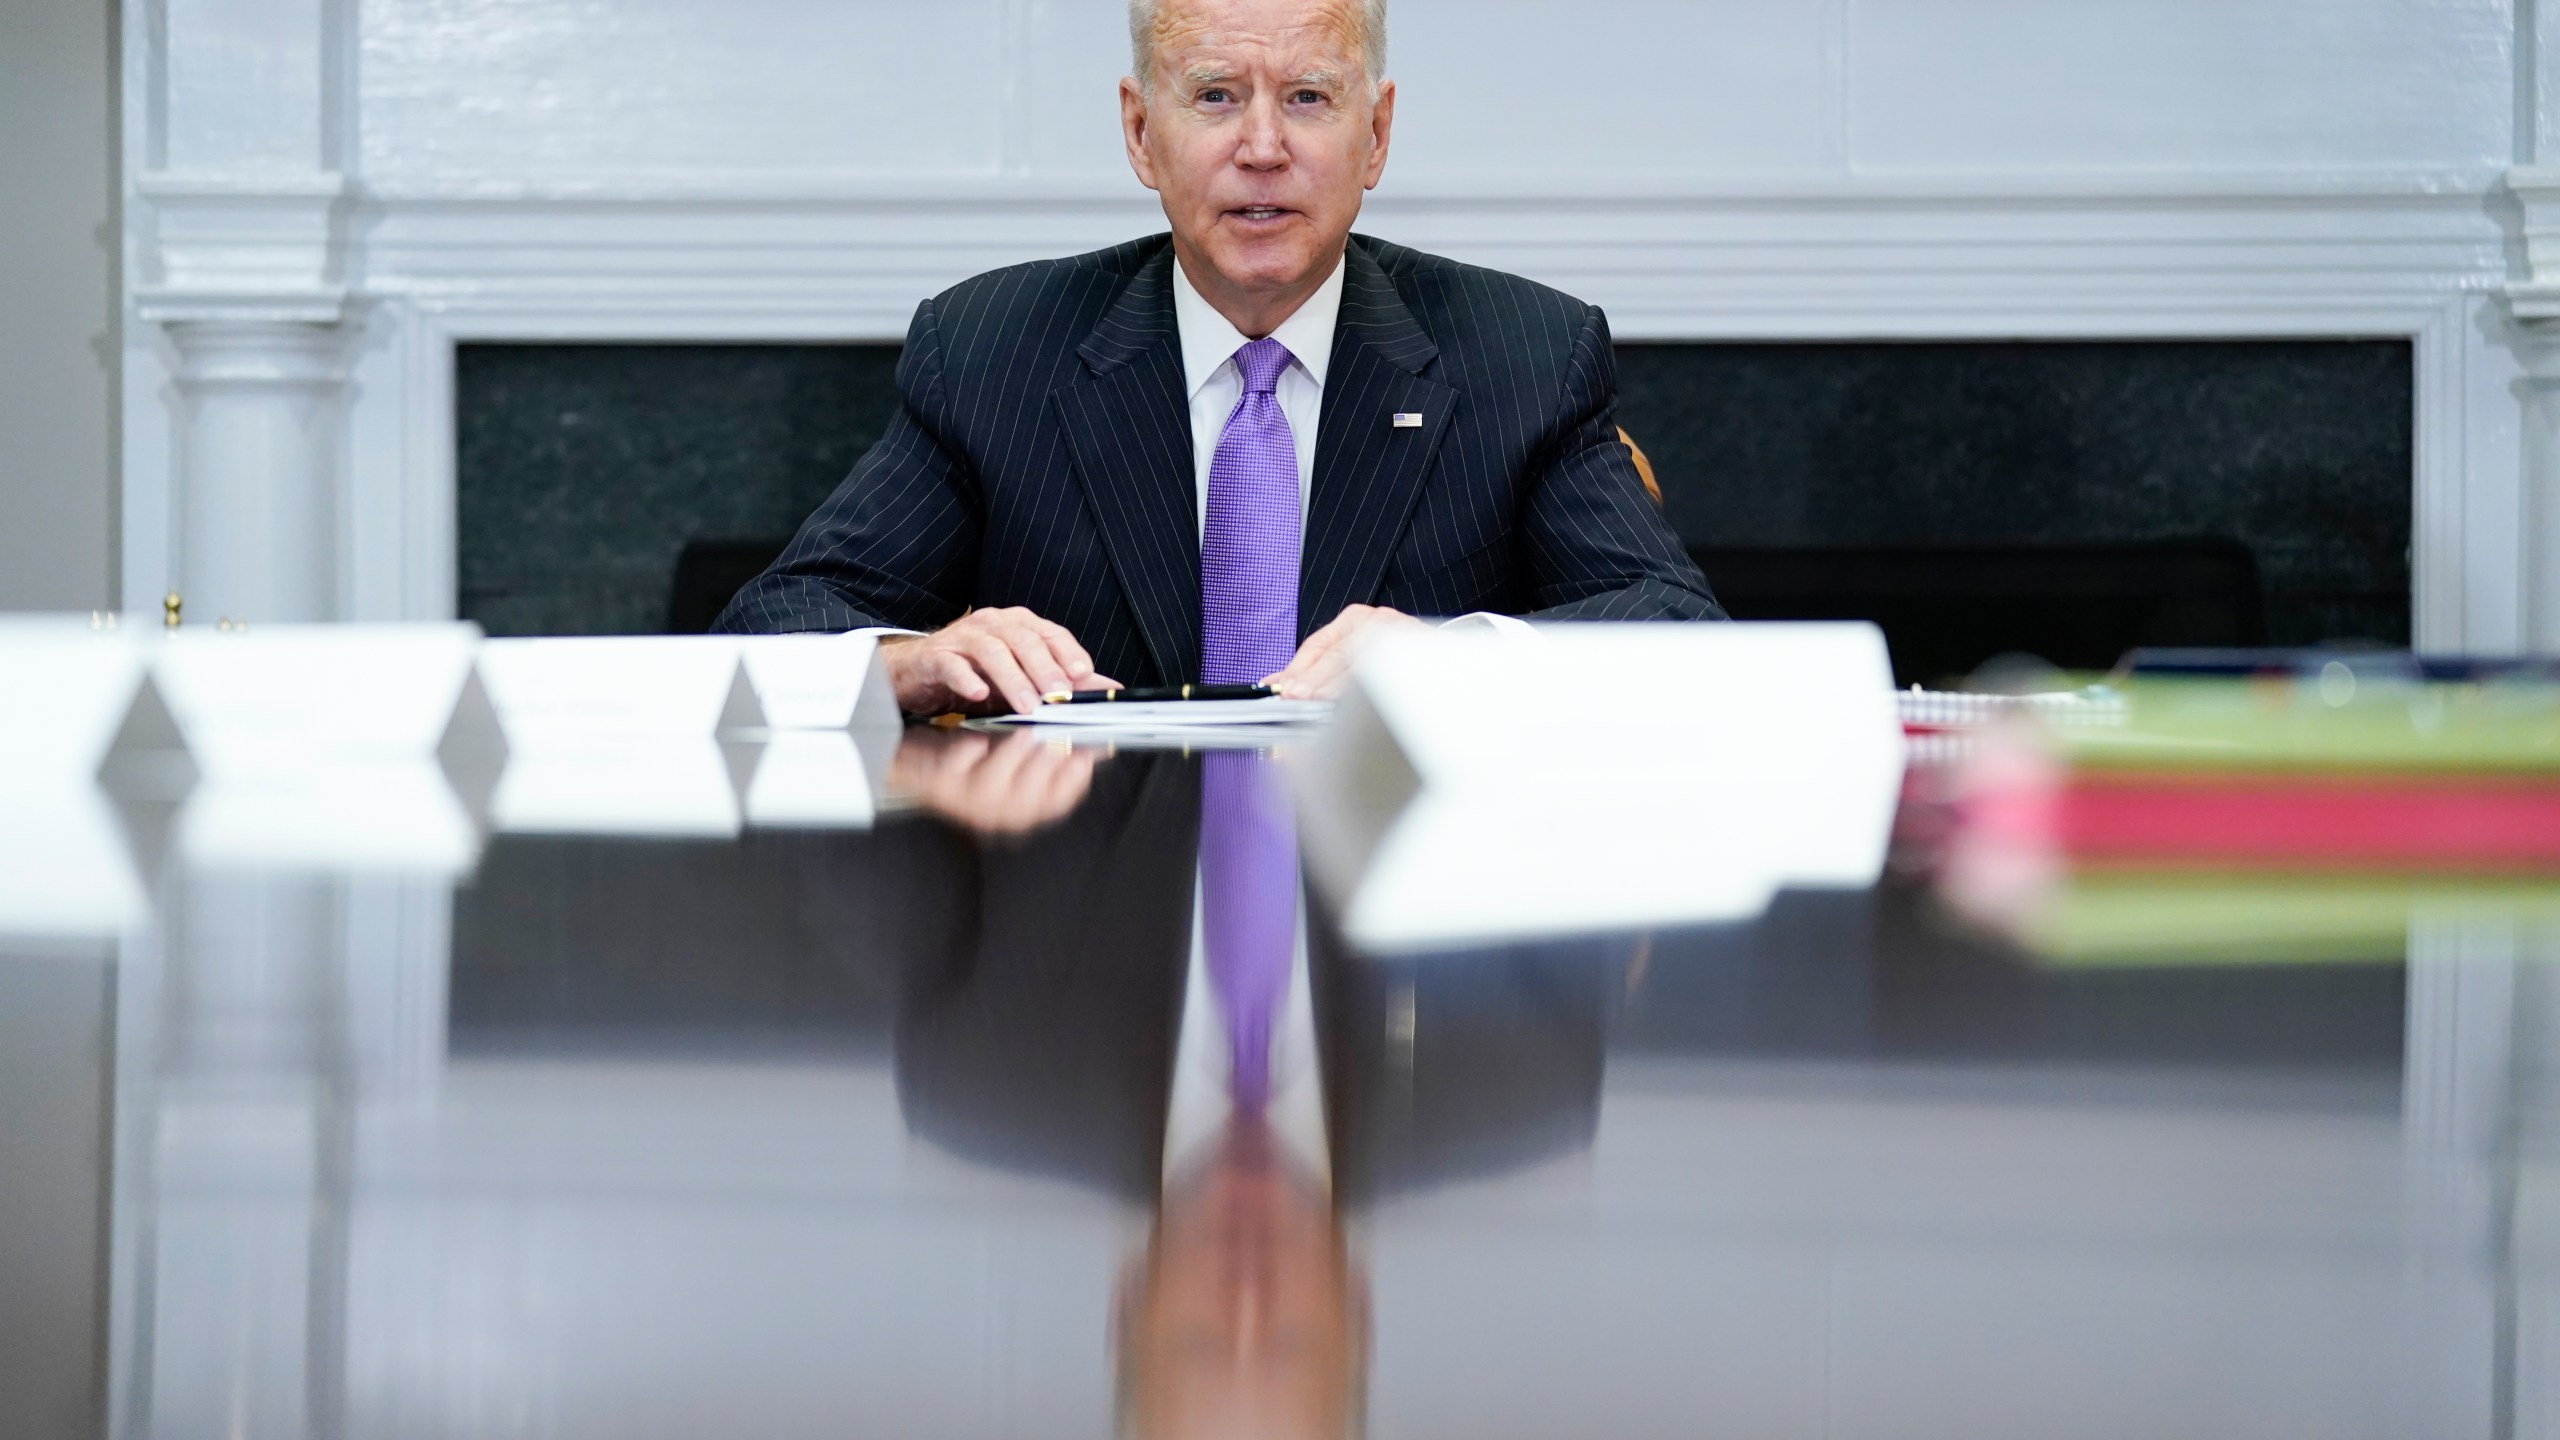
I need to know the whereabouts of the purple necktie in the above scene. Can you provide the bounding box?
[1201,338,1302,685]
[1200,750,1297,1112]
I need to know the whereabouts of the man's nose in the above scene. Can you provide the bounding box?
[1233,96,1289,169]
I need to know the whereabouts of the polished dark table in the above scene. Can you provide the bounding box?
[3,726,2550,1439]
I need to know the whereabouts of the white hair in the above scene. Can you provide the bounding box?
[1128,0,1388,97]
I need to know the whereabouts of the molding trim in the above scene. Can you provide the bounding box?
[163,319,354,389]
[2506,165,2560,322]
[136,172,352,325]
[354,179,2512,342]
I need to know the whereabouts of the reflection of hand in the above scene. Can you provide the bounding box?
[1262,604,1426,700]
[885,727,1100,836]
[882,607,1121,716]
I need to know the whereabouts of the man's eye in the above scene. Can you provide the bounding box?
[1293,90,1325,105]
[1199,88,1233,104]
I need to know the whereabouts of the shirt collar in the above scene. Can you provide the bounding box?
[1170,249,1346,400]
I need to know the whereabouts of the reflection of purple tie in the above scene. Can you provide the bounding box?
[1200,751,1296,1112]
[1201,338,1301,685]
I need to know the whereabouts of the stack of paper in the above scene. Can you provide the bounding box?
[1939,672,2560,965]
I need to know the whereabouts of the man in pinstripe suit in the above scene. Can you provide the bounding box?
[716,0,1722,715]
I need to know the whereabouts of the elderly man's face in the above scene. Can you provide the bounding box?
[1122,0,1395,327]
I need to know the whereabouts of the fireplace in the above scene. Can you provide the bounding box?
[458,339,2413,683]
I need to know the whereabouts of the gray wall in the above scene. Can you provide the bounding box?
[0,953,114,1440]
[0,0,117,612]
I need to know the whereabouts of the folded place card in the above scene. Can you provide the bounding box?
[0,618,192,790]
[1296,622,1907,952]
[732,633,902,735]
[149,623,497,777]
[477,636,766,742]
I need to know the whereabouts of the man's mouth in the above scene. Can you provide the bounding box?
[1229,206,1292,223]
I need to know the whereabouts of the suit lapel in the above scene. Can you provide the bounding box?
[1053,247,1203,685]
[1302,242,1457,639]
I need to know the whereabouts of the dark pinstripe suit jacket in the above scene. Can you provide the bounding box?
[714,233,1723,684]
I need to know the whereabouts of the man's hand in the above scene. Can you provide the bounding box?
[882,607,1119,716]
[1262,604,1427,700]
[885,727,1099,837]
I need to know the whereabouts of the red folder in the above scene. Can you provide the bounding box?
[2051,777,2560,869]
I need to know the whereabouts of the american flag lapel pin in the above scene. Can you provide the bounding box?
[1392,412,1424,429]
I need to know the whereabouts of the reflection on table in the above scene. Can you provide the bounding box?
[9,720,2556,1438]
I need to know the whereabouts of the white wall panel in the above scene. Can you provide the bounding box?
[359,0,1011,186]
[1013,0,1153,178]
[161,0,334,172]
[1387,0,1843,181]
[1849,0,2516,174]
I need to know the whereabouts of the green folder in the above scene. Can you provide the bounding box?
[2056,675,2560,775]
[2004,871,2560,967]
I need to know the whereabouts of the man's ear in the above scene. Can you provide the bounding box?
[1121,77,1161,191]
[1362,79,1396,191]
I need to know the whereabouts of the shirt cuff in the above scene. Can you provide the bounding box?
[1437,611,1537,638]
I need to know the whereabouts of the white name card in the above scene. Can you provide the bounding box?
[733,633,901,735]
[150,623,494,777]
[0,619,190,789]
[1297,622,1906,952]
[477,636,765,742]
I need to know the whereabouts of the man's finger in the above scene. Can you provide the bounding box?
[1263,628,1339,690]
[1298,605,1382,662]
[960,633,1042,714]
[1296,646,1358,700]
[1020,614,1098,682]
[996,625,1077,699]
[982,607,1093,682]
[1275,646,1350,699]
[932,648,991,706]
[1275,639,1355,700]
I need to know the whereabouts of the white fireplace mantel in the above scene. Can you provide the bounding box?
[121,0,2560,653]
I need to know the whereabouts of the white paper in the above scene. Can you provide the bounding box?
[981,699,1334,728]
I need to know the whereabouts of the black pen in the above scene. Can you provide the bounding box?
[1040,683,1278,705]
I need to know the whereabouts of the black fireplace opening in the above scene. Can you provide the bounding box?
[458,338,2413,686]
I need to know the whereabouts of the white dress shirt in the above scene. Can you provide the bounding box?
[1160,880,1332,1192]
